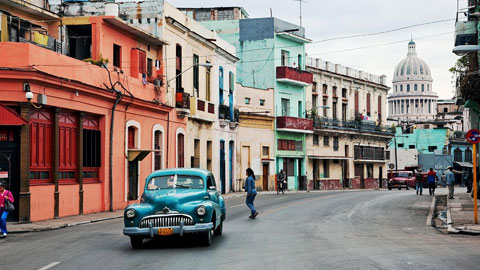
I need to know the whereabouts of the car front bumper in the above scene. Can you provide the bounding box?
[123,222,214,238]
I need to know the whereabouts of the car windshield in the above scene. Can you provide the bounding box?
[147,175,204,190]
[394,172,410,178]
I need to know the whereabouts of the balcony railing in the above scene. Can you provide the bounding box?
[276,66,313,86]
[176,92,190,109]
[311,116,394,135]
[354,146,385,161]
[276,116,313,131]
[218,104,239,122]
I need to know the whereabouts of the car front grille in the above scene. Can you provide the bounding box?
[139,214,195,228]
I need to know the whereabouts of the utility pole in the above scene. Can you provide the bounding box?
[293,0,307,27]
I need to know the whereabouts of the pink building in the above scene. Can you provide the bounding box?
[0,3,186,222]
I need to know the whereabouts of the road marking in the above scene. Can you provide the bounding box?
[37,262,60,270]
[426,196,437,226]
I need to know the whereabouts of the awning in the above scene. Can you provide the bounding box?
[454,161,473,168]
[128,149,157,162]
[308,155,350,160]
[0,104,27,126]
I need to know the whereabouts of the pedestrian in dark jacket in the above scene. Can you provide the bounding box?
[415,169,424,195]
[245,168,259,219]
[446,166,455,199]
[427,168,436,196]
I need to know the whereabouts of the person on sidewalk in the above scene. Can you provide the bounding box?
[0,182,14,238]
[441,173,447,188]
[465,171,473,193]
[415,169,424,195]
[245,168,259,219]
[446,166,455,199]
[427,168,436,196]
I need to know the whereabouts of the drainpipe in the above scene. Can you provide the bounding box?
[109,91,122,212]
[166,111,170,168]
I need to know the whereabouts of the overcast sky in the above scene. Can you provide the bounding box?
[166,0,459,99]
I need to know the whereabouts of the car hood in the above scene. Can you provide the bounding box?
[148,189,206,212]
[391,177,408,181]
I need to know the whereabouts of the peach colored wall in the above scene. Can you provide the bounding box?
[83,183,103,214]
[30,185,55,222]
[59,185,80,217]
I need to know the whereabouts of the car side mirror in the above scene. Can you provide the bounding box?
[208,186,216,191]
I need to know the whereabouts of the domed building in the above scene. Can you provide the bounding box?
[388,40,438,124]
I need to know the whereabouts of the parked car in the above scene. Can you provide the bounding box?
[123,168,226,248]
[388,171,414,190]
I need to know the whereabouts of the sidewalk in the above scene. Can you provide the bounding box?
[446,186,480,234]
[6,189,373,234]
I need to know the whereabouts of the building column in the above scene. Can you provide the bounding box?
[19,103,31,222]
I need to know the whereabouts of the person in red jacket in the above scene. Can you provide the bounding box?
[0,182,14,238]
[427,168,437,196]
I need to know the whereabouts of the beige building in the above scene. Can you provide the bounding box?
[235,84,276,191]
[305,57,394,189]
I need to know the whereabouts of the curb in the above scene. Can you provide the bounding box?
[446,196,460,233]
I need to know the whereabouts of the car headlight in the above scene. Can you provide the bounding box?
[126,208,136,219]
[196,206,206,216]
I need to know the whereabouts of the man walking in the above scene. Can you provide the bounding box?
[446,166,455,199]
[415,169,424,195]
[427,168,436,196]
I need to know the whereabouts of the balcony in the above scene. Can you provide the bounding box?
[175,92,190,118]
[311,116,395,136]
[354,146,385,161]
[218,104,240,128]
[276,116,313,133]
[452,21,480,55]
[276,66,313,86]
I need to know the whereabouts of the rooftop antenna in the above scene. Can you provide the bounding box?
[270,7,273,17]
[293,0,307,27]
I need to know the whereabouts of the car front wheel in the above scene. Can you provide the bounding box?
[201,230,212,246]
[214,220,223,236]
[130,236,143,249]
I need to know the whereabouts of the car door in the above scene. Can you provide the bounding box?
[207,174,221,225]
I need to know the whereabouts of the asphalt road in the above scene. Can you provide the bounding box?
[2,190,480,270]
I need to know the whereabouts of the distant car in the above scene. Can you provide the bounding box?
[123,168,226,248]
[388,171,414,190]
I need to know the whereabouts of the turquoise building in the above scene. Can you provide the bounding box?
[197,14,313,189]
[392,127,448,154]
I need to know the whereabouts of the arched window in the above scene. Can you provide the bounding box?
[407,85,410,92]
[177,133,185,168]
[414,84,417,91]
[422,84,424,92]
[454,147,463,162]
[400,85,403,92]
[153,130,163,170]
[465,148,473,163]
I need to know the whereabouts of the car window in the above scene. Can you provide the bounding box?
[147,175,204,190]
[394,172,410,178]
[207,175,216,188]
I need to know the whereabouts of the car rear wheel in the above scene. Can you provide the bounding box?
[388,185,392,190]
[398,187,402,190]
[214,219,223,236]
[130,236,143,249]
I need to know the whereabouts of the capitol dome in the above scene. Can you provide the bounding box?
[392,40,432,83]
[388,40,438,123]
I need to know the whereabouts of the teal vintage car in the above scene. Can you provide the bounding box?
[123,168,226,248]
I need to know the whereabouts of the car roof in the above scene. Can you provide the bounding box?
[148,168,212,179]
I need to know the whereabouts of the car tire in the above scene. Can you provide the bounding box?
[398,187,402,190]
[214,219,223,236]
[406,186,410,190]
[388,185,392,190]
[201,230,212,246]
[130,236,143,249]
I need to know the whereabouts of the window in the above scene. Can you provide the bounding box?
[113,44,121,68]
[409,145,415,149]
[443,108,448,113]
[193,139,200,168]
[262,146,269,158]
[313,135,319,145]
[229,71,234,92]
[400,85,403,92]
[323,99,327,116]
[277,140,302,151]
[366,93,371,116]
[312,82,317,92]
[176,44,182,92]
[83,115,101,181]
[398,143,404,148]
[245,97,251,104]
[138,50,146,75]
[342,88,347,98]
[323,136,329,146]
[154,130,163,170]
[298,101,302,117]
[332,86,337,97]
[414,84,418,91]
[465,148,473,163]
[322,84,328,95]
[354,91,359,115]
[332,101,337,119]
[422,84,425,92]
[281,98,289,116]
[428,146,437,152]
[59,111,77,183]
[378,96,382,120]
[193,54,199,97]
[281,50,289,66]
[297,54,302,69]
[30,109,52,184]
[260,99,265,106]
[312,95,317,109]
[147,58,153,78]
[333,136,339,151]
[206,61,211,101]
[177,133,185,168]
[454,147,463,162]
[323,159,329,178]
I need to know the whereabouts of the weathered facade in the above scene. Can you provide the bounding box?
[0,1,187,222]
[305,57,393,189]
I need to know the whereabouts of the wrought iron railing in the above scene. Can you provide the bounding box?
[309,116,395,135]
[218,104,239,122]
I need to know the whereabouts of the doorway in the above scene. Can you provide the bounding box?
[128,160,138,200]
[354,163,364,189]
[378,166,383,188]
[220,140,226,194]
[262,164,269,191]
